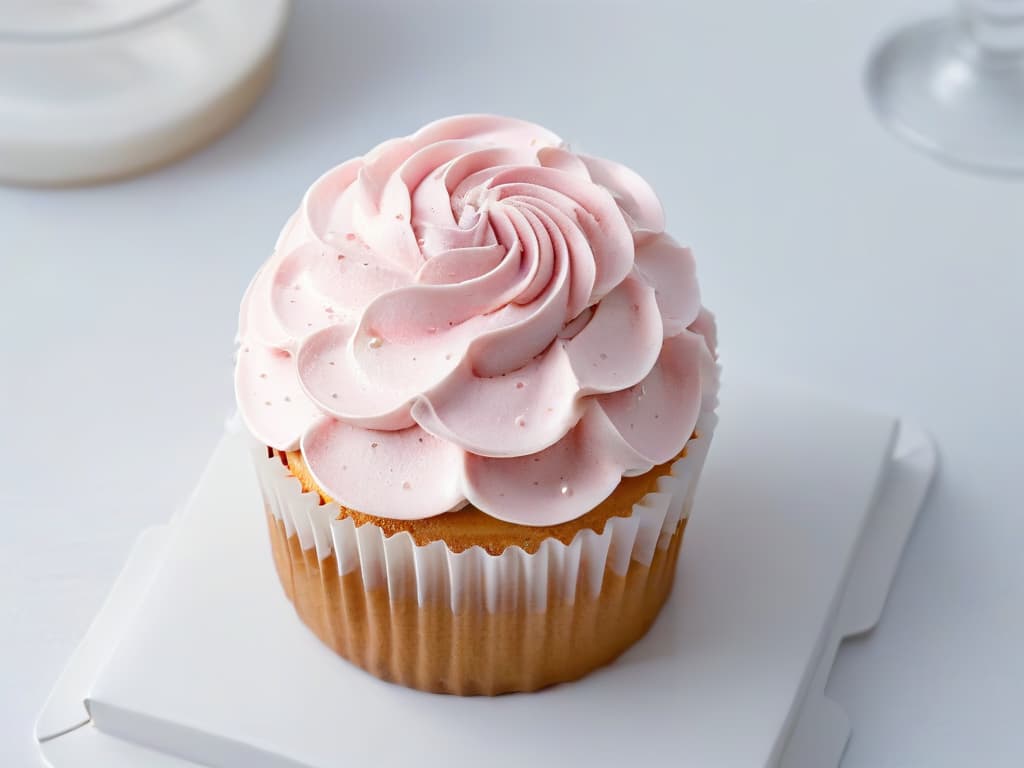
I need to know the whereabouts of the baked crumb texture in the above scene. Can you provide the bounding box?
[263,446,693,695]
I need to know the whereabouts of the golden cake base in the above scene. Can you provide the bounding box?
[266,512,687,695]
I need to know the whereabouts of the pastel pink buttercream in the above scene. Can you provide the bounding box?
[235,115,717,526]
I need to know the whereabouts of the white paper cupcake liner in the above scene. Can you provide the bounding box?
[250,412,717,614]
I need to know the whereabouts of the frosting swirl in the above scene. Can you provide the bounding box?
[236,115,717,525]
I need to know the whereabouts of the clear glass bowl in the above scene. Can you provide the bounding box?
[0,0,286,185]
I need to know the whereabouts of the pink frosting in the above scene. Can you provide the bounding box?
[235,115,717,526]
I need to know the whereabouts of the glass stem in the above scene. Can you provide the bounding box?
[960,0,1024,56]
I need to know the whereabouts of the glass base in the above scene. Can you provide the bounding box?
[866,17,1024,176]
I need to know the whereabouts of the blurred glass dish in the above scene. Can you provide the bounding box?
[866,0,1024,176]
[0,0,289,186]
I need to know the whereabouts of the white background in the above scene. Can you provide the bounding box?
[1,1,1021,765]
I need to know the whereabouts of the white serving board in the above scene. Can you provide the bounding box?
[35,378,935,768]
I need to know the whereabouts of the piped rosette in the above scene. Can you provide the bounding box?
[236,115,717,526]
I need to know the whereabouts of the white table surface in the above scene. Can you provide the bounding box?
[1,1,1021,766]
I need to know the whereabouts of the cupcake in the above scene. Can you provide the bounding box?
[235,115,719,695]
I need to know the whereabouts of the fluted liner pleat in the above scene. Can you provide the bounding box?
[254,413,716,695]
